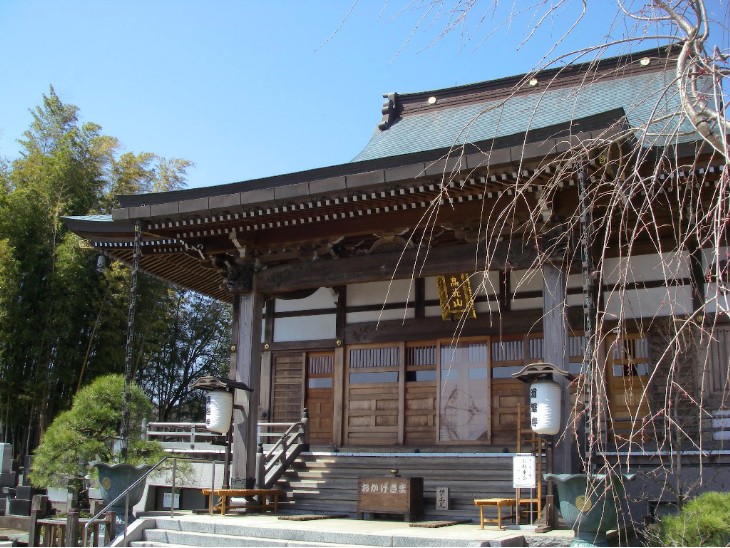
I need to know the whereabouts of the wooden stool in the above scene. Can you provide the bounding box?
[517,498,541,523]
[201,488,282,515]
[473,498,516,529]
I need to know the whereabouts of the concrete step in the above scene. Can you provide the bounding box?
[136,528,365,547]
[127,515,533,548]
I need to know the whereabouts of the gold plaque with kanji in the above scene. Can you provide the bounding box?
[436,273,477,320]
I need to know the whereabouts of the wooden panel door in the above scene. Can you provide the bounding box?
[306,351,334,445]
[490,336,526,446]
[344,344,401,446]
[438,339,491,443]
[605,333,652,443]
[271,352,304,423]
[404,342,437,445]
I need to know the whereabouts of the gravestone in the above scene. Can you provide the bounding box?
[0,444,15,488]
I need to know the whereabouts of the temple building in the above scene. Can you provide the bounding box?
[64,46,730,519]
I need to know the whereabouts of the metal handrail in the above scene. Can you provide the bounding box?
[83,456,169,547]
[82,455,221,547]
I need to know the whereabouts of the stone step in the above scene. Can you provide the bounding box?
[125,515,534,548]
[138,528,366,547]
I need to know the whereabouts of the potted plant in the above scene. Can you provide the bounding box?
[29,374,165,520]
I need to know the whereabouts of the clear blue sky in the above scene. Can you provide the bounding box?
[0,1,702,189]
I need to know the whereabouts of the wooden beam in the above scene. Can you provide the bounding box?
[415,278,425,319]
[257,241,538,294]
[341,309,582,345]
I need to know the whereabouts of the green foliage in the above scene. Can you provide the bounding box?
[0,87,210,457]
[135,289,231,421]
[651,491,730,546]
[29,374,165,489]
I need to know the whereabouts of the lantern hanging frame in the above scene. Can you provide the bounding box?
[511,362,574,384]
[190,376,255,488]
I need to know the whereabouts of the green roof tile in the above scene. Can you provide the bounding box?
[352,68,688,162]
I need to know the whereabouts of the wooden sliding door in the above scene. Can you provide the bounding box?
[438,338,491,444]
[404,342,437,445]
[306,351,335,445]
[605,333,652,442]
[344,344,401,445]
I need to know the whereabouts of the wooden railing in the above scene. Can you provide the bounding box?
[145,412,310,490]
[32,509,115,547]
[256,409,309,488]
[145,421,222,451]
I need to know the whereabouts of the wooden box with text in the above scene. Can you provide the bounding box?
[357,476,423,521]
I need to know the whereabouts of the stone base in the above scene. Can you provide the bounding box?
[7,498,31,516]
[0,472,16,488]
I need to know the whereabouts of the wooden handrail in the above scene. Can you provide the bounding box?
[256,409,309,488]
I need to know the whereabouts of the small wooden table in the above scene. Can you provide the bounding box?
[474,498,516,529]
[201,488,282,515]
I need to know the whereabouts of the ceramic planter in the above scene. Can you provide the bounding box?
[545,473,634,547]
[93,462,152,522]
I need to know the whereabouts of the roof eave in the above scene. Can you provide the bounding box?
[112,108,634,223]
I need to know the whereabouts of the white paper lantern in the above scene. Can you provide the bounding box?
[529,379,562,435]
[205,390,233,434]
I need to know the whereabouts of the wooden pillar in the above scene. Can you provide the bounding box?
[332,286,346,448]
[332,345,345,447]
[65,509,80,547]
[542,263,575,474]
[227,264,264,487]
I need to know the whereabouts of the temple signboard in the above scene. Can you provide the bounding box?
[436,273,477,320]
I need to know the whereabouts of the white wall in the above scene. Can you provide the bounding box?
[511,269,543,311]
[272,287,337,342]
[602,251,690,284]
[347,279,415,323]
[603,285,693,320]
[566,273,585,307]
[275,287,337,312]
[602,251,692,320]
[703,246,730,316]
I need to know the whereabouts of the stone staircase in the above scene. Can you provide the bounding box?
[120,513,565,547]
[275,450,520,521]
[117,451,557,547]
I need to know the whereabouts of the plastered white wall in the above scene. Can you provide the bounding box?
[511,268,543,311]
[602,252,692,319]
[272,287,337,342]
[703,247,729,315]
[603,285,693,319]
[273,314,336,342]
[602,251,690,284]
[346,279,414,323]
[274,287,337,312]
[566,273,585,307]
